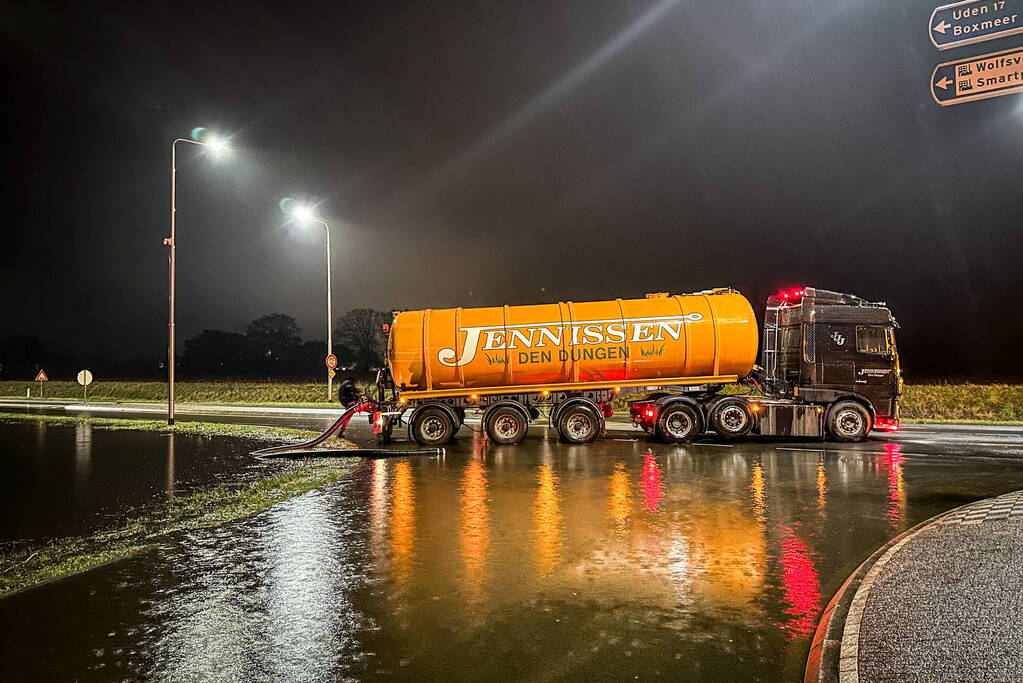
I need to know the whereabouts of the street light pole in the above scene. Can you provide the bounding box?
[164,135,228,426]
[310,217,334,402]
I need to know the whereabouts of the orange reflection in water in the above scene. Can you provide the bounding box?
[533,464,562,576]
[369,459,389,567]
[641,452,664,513]
[777,526,821,639]
[816,461,827,510]
[608,462,632,538]
[390,460,415,588]
[460,459,490,602]
[884,443,906,529]
[750,462,767,523]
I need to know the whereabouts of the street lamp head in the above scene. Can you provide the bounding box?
[206,136,230,156]
[293,204,315,223]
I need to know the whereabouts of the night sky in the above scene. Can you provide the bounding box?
[2,0,1021,379]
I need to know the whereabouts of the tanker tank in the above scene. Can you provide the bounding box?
[387,290,758,394]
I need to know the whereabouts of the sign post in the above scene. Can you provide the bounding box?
[931,46,1023,105]
[77,369,94,403]
[930,0,1023,50]
[34,369,48,398]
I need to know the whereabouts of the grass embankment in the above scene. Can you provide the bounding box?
[4,380,1023,424]
[0,380,335,405]
[0,413,358,598]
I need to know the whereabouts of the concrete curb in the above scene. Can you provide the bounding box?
[803,490,1023,683]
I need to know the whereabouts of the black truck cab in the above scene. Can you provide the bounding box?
[761,287,901,433]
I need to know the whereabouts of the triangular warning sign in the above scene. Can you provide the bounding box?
[34,369,48,382]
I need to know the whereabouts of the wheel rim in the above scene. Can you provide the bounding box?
[836,409,864,437]
[565,413,592,440]
[720,405,748,432]
[422,415,446,440]
[494,414,520,439]
[665,411,692,439]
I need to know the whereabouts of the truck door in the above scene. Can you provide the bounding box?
[852,325,898,408]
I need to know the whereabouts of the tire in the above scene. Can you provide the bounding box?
[375,415,394,445]
[410,406,457,446]
[485,405,529,445]
[557,404,601,444]
[709,398,753,440]
[826,400,872,442]
[656,403,703,444]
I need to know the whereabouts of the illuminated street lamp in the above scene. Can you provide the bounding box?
[163,128,232,425]
[282,199,335,402]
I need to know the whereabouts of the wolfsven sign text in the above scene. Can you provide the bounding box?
[932,46,1023,105]
[930,0,1023,49]
[438,314,705,367]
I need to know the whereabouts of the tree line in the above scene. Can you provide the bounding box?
[180,309,390,377]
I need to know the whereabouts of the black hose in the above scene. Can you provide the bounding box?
[253,447,444,460]
[250,403,443,460]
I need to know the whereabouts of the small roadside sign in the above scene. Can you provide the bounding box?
[328,369,336,379]
[77,370,94,402]
[930,0,1023,50]
[325,354,338,370]
[34,369,48,398]
[932,46,1023,105]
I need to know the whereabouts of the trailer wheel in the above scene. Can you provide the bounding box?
[485,405,529,445]
[656,403,702,444]
[826,401,871,442]
[557,404,600,444]
[709,398,753,439]
[410,407,457,446]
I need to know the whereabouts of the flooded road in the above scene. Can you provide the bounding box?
[4,427,1023,681]
[0,420,296,543]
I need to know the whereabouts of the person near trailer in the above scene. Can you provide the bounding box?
[338,376,359,408]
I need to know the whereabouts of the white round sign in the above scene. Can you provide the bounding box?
[77,370,94,386]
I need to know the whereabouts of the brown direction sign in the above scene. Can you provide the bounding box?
[932,46,1023,105]
[930,0,1023,50]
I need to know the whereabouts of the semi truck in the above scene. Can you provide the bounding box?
[369,286,901,446]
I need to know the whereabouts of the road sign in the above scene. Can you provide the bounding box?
[932,46,1023,105]
[77,370,94,386]
[930,0,1023,50]
[328,369,336,379]
[34,369,48,382]
[325,354,338,369]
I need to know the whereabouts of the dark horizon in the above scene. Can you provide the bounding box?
[2,0,1022,381]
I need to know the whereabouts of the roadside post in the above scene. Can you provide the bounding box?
[34,369,48,398]
[77,369,94,403]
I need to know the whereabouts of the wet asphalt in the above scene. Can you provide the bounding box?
[2,403,1023,681]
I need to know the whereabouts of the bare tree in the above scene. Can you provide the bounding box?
[334,309,389,369]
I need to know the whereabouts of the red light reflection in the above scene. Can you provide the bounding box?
[777,526,821,639]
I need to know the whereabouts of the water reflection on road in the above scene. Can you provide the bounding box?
[5,431,1023,680]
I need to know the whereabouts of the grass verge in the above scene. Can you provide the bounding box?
[0,413,359,598]
[4,380,1023,424]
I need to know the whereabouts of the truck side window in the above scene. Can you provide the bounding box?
[856,326,890,355]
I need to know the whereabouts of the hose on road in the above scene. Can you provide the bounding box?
[250,402,443,459]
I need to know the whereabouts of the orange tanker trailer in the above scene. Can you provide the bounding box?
[371,287,902,446]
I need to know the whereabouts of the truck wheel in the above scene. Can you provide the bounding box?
[656,403,703,444]
[826,401,872,442]
[410,407,456,446]
[557,404,600,444]
[485,406,529,445]
[709,398,753,439]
